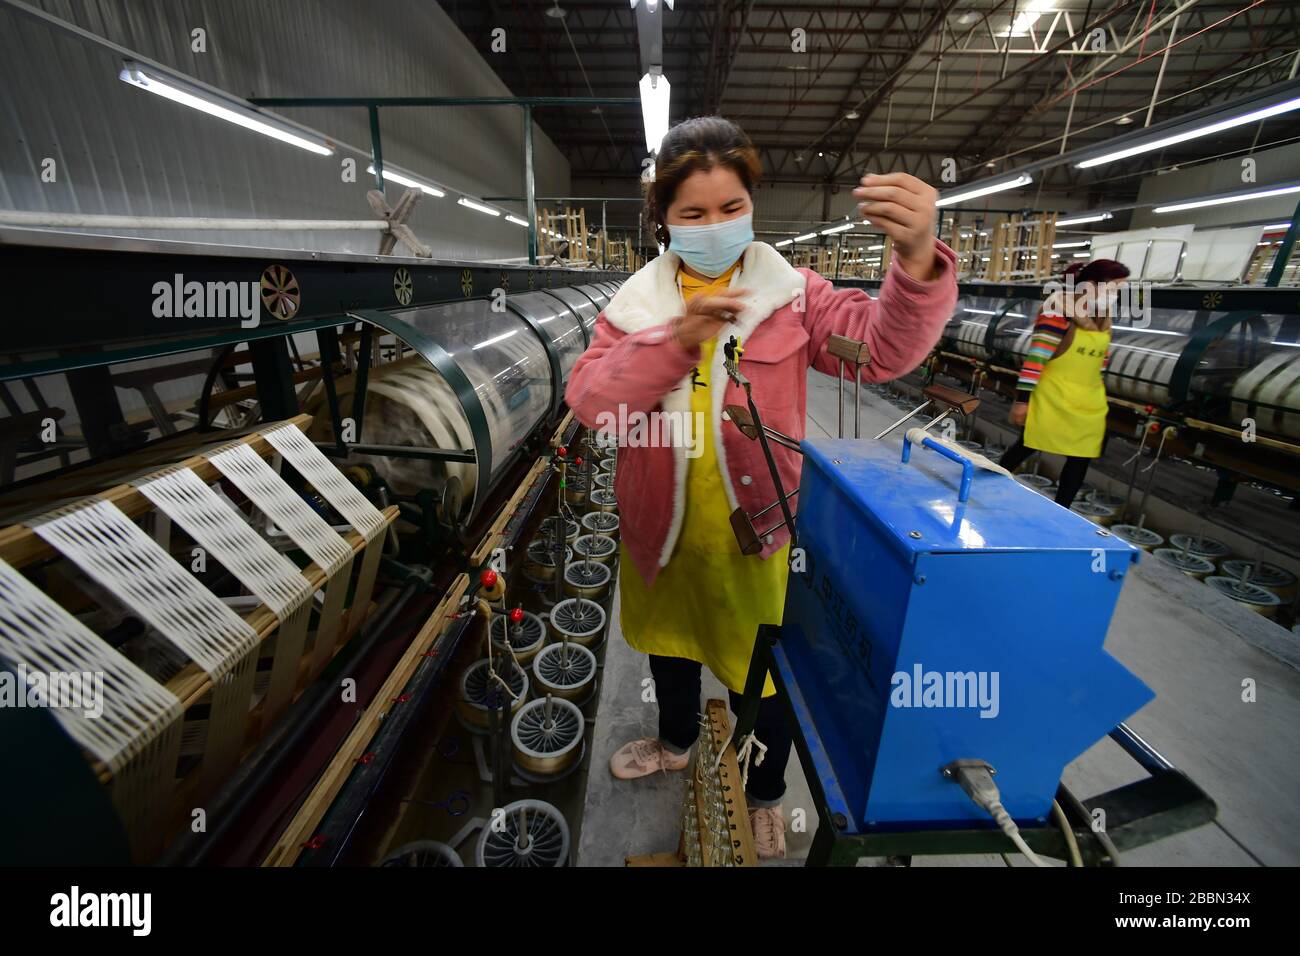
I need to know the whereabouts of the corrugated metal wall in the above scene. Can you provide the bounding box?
[0,0,569,259]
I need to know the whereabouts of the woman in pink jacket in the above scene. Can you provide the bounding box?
[565,117,957,858]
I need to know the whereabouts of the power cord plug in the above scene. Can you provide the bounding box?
[942,759,1050,867]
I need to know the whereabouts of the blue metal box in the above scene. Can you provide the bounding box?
[778,436,1154,830]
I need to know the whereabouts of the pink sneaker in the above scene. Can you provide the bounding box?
[609,737,690,779]
[749,806,787,859]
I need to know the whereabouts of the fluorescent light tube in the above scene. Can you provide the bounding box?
[935,174,1032,207]
[1154,183,1300,215]
[505,215,529,227]
[119,62,332,155]
[1056,212,1113,227]
[793,232,818,242]
[458,197,502,216]
[820,222,855,235]
[639,72,671,154]
[1052,240,1091,248]
[1077,95,1300,168]
[775,239,793,247]
[367,166,445,197]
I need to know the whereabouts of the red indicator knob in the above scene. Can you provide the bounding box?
[480,569,498,589]
[575,456,584,466]
[557,445,568,457]
[509,607,525,625]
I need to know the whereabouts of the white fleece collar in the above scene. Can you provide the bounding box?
[602,241,805,340]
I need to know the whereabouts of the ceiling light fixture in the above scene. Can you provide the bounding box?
[1056,212,1113,227]
[119,61,332,155]
[367,166,445,197]
[1154,183,1300,214]
[935,174,1032,207]
[458,197,502,216]
[639,72,671,154]
[1077,94,1300,168]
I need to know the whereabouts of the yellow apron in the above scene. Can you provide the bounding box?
[1024,326,1110,458]
[618,266,787,696]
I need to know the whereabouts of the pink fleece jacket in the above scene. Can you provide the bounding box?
[565,239,958,586]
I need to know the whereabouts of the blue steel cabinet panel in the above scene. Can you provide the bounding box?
[781,437,1154,830]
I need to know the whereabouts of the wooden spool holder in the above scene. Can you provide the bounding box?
[0,414,397,860]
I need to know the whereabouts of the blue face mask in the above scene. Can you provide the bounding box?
[667,212,754,278]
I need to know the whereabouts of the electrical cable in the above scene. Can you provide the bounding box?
[944,759,1051,867]
[1052,798,1084,867]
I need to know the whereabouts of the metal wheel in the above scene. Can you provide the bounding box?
[532,641,597,703]
[574,533,617,564]
[564,559,611,600]
[598,457,616,474]
[259,264,300,320]
[457,658,529,732]
[1112,524,1164,550]
[581,511,619,539]
[1015,474,1052,493]
[1220,559,1298,598]
[1087,491,1126,510]
[548,597,607,646]
[564,473,590,504]
[1070,502,1115,526]
[1153,548,1215,579]
[589,488,618,512]
[379,841,462,867]
[510,694,585,777]
[1169,533,1231,560]
[476,799,570,867]
[539,516,579,544]
[490,610,546,663]
[1205,576,1282,616]
[523,538,572,583]
[592,472,612,490]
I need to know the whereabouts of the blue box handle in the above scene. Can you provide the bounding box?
[901,434,973,503]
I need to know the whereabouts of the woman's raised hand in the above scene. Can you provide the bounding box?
[669,288,750,350]
[853,172,939,281]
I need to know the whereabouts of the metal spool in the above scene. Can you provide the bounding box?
[532,642,598,704]
[1153,548,1216,580]
[580,510,620,539]
[564,559,611,600]
[1169,533,1231,561]
[1204,576,1283,616]
[1088,491,1126,511]
[1071,502,1115,526]
[592,472,613,490]
[539,516,579,544]
[457,658,529,732]
[379,840,463,867]
[589,488,619,512]
[548,597,607,647]
[475,799,570,868]
[1015,474,1052,491]
[490,610,546,663]
[574,533,617,565]
[1112,524,1164,551]
[598,457,616,474]
[1219,559,1298,599]
[564,473,591,504]
[523,538,572,583]
[511,694,586,778]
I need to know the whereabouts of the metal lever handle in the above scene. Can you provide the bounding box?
[901,434,974,503]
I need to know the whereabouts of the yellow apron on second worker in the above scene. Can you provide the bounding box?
[618,266,787,696]
[1024,326,1110,458]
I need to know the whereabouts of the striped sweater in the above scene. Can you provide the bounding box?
[1015,312,1110,399]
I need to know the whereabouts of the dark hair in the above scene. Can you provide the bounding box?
[643,116,763,247]
[1063,258,1130,284]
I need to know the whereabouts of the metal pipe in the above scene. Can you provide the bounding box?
[524,105,538,266]
[0,211,389,231]
[1144,14,1180,126]
[874,399,934,441]
[368,105,385,193]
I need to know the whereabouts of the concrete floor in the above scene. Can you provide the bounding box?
[576,369,1300,867]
